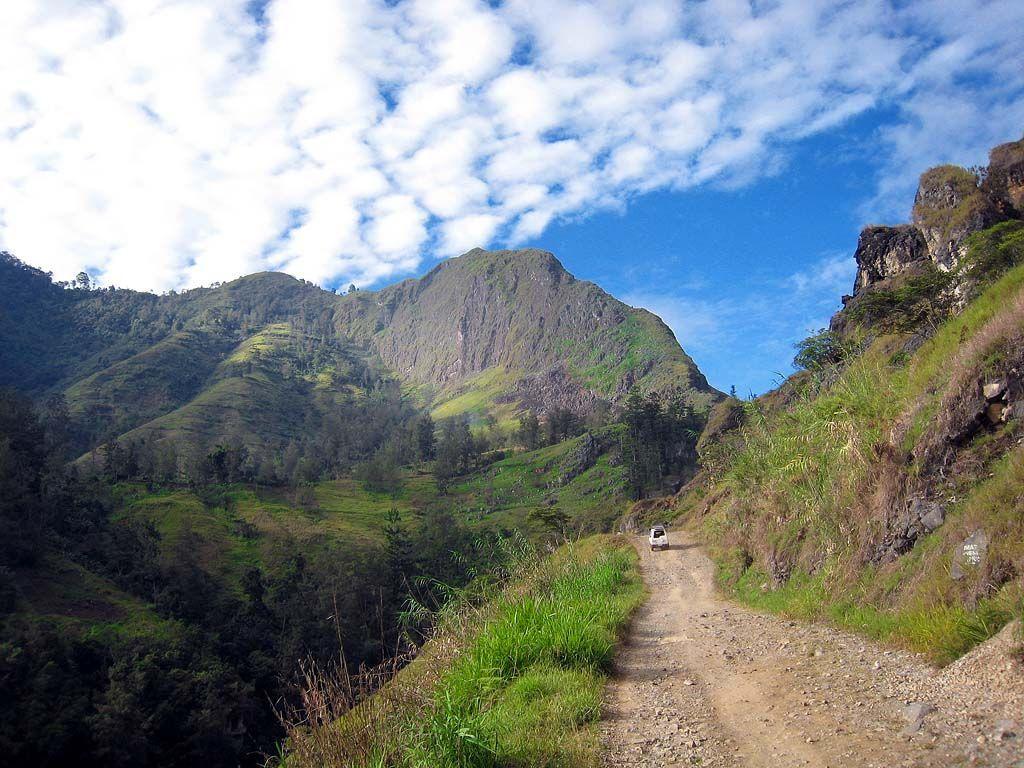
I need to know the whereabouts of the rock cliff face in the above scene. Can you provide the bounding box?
[911,165,1002,270]
[852,225,929,292]
[849,133,1023,297]
[984,136,1024,214]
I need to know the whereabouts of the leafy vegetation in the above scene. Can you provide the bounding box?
[620,390,703,499]
[792,328,856,374]
[845,264,955,332]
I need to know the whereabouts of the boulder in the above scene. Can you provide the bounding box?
[983,380,1007,400]
[852,225,929,294]
[951,530,989,580]
[909,497,947,533]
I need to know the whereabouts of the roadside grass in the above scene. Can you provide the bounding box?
[691,256,1024,666]
[727,561,1019,665]
[279,535,644,768]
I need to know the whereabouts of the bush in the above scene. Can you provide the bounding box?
[793,329,855,373]
[963,220,1024,288]
[847,265,955,332]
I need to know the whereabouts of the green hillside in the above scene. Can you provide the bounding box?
[1,248,719,461]
[664,219,1024,664]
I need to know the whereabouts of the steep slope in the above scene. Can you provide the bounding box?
[334,247,720,423]
[657,135,1024,665]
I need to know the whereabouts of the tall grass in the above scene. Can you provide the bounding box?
[276,536,643,768]
[693,259,1024,664]
[412,540,643,767]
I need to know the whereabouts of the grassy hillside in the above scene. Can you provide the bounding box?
[2,249,720,460]
[667,225,1024,663]
[280,535,644,768]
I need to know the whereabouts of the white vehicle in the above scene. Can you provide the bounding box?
[649,525,669,551]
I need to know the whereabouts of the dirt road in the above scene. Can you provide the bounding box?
[600,534,1023,767]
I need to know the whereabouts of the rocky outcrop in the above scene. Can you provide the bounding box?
[911,165,1002,270]
[984,135,1024,216]
[852,225,929,293]
[499,364,600,417]
[842,134,1024,301]
[555,431,615,486]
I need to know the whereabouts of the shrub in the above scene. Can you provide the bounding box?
[847,265,955,332]
[963,220,1024,289]
[793,329,856,373]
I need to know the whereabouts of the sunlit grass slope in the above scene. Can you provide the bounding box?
[281,535,645,768]
[675,250,1024,664]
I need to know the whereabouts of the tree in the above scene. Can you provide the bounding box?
[793,329,855,373]
[416,414,436,461]
[528,506,570,540]
[619,389,701,499]
[75,271,92,290]
[515,411,540,451]
[544,407,582,445]
[382,508,415,605]
[729,385,737,399]
[434,417,474,493]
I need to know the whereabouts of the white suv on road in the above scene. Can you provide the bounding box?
[649,525,669,551]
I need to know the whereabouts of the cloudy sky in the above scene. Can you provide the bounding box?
[2,0,1023,392]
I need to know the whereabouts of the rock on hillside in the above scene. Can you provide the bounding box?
[851,225,929,293]
[845,133,1024,301]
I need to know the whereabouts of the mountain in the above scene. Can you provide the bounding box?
[0,247,720,460]
[335,247,717,425]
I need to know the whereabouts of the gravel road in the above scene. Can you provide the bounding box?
[600,534,1023,767]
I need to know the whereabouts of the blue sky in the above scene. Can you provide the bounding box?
[2,1,1023,394]
[522,112,886,394]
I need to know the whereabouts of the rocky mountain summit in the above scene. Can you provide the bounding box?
[848,134,1024,298]
[336,247,720,419]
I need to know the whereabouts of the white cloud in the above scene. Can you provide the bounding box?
[0,0,1021,292]
[440,213,503,256]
